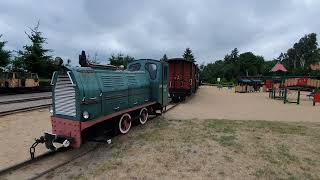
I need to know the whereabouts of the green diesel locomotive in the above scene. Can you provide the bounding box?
[31,51,169,154]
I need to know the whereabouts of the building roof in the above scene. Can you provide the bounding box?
[271,63,288,72]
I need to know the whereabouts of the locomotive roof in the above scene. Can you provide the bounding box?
[133,59,160,63]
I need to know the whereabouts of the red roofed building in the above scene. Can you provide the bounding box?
[271,63,287,72]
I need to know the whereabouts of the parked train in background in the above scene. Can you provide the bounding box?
[0,71,39,89]
[32,51,169,152]
[167,58,199,102]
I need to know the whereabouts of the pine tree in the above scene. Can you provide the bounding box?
[0,34,11,68]
[15,22,53,76]
[183,48,195,62]
[161,54,168,61]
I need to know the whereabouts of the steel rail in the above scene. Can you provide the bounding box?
[0,96,51,105]
[28,144,100,180]
[0,104,51,117]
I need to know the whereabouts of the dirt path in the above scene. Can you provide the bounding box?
[165,86,320,122]
[0,110,51,169]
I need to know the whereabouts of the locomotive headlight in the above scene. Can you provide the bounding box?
[49,106,53,115]
[83,111,90,119]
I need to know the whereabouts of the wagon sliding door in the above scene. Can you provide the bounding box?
[183,61,192,95]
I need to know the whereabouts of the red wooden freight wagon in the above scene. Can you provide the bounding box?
[167,58,197,102]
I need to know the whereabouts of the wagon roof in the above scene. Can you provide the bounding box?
[167,58,189,62]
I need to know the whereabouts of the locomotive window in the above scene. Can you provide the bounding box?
[128,63,141,71]
[145,63,157,80]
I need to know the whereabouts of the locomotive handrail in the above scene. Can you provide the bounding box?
[67,71,75,86]
[50,72,57,85]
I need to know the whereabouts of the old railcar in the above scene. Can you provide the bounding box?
[0,72,39,89]
[33,56,169,152]
[168,58,198,101]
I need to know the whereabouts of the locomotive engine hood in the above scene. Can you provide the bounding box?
[51,66,117,121]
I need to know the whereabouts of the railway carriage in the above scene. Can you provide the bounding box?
[167,58,199,101]
[33,53,169,152]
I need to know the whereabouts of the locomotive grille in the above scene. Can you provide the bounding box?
[127,75,137,86]
[101,75,125,87]
[54,73,76,117]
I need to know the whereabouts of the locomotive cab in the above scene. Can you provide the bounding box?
[128,59,169,108]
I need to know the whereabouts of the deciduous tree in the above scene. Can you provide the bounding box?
[109,53,134,68]
[0,34,11,68]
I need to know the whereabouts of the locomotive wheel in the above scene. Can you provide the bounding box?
[139,108,149,125]
[118,113,132,134]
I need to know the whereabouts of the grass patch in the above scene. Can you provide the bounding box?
[277,144,299,163]
[246,121,308,135]
[259,146,278,164]
[206,119,310,135]
[304,158,320,166]
[255,166,277,179]
[258,144,299,165]
[223,155,234,162]
[218,135,236,147]
[217,135,243,153]
[73,119,320,180]
[206,120,239,134]
[204,119,320,179]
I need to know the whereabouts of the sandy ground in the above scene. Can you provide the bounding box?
[0,109,51,169]
[165,86,320,122]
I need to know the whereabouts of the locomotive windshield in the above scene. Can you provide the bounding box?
[128,63,141,71]
[145,63,157,80]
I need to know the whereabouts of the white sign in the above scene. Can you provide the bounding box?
[217,78,221,82]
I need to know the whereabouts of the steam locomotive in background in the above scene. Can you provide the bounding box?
[31,51,198,155]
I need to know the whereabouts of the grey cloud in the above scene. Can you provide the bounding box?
[0,0,320,65]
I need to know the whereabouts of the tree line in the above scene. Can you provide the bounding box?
[201,33,320,84]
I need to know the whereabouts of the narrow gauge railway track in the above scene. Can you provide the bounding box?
[0,104,51,117]
[0,96,51,105]
[0,102,180,180]
[0,86,51,96]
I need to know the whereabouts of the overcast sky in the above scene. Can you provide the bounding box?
[1,0,320,65]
